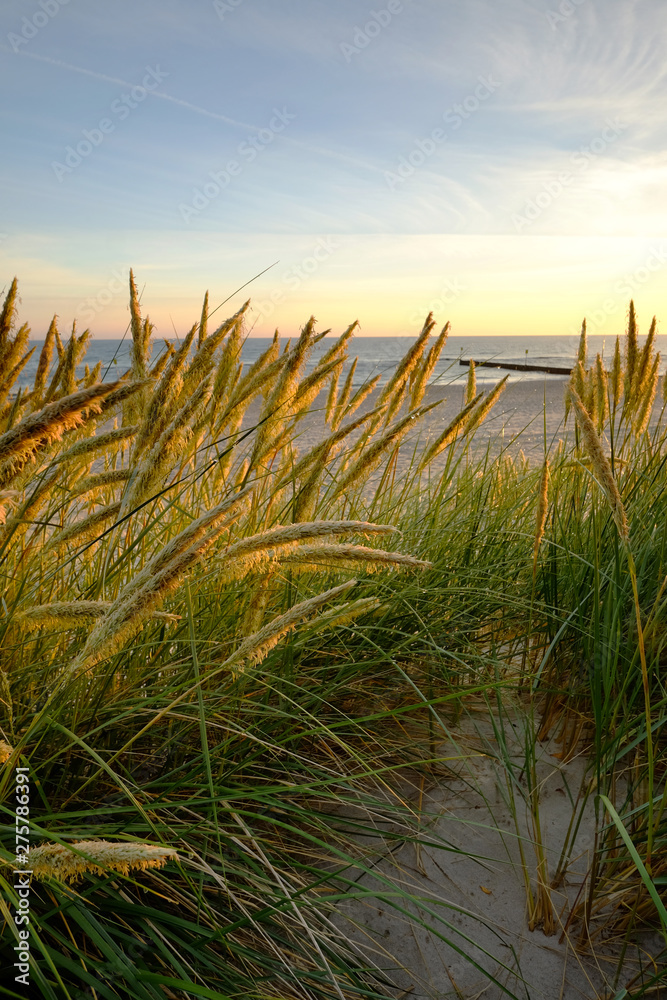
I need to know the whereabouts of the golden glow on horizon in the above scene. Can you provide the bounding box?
[5,234,667,341]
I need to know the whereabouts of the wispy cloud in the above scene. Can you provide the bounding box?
[3,0,667,332]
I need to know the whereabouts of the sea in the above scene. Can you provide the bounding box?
[19,334,667,393]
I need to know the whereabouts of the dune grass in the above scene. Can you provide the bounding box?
[0,276,665,998]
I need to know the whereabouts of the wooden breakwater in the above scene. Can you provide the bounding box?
[458,359,572,376]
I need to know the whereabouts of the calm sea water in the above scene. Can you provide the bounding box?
[21,334,667,392]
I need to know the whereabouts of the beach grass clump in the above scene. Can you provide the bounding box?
[1,276,666,997]
[1,272,518,999]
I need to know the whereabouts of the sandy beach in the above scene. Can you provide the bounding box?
[231,375,657,494]
[278,374,666,475]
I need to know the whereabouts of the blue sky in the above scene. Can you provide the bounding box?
[2,0,667,337]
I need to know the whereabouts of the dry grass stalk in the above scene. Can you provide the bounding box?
[28,840,178,883]
[53,325,64,361]
[68,489,253,672]
[13,600,179,631]
[382,314,435,403]
[249,320,315,468]
[210,325,244,419]
[68,469,132,499]
[43,345,66,405]
[611,336,623,411]
[198,290,209,348]
[631,316,656,404]
[565,361,586,424]
[128,270,152,379]
[83,361,103,388]
[595,353,609,432]
[314,595,381,630]
[332,400,442,498]
[0,278,18,348]
[121,380,212,514]
[337,373,380,427]
[0,489,20,525]
[280,403,390,488]
[0,468,61,550]
[240,569,275,635]
[418,394,482,470]
[0,382,126,488]
[567,386,629,544]
[362,316,436,435]
[293,338,348,417]
[317,321,357,370]
[71,517,232,672]
[532,460,550,578]
[411,322,449,410]
[181,302,249,400]
[222,580,357,670]
[464,375,509,436]
[62,329,91,396]
[332,358,357,428]
[0,740,13,764]
[379,313,435,427]
[214,344,284,432]
[291,357,344,417]
[584,364,597,420]
[465,360,477,405]
[217,519,397,573]
[93,379,151,420]
[42,501,122,552]
[624,300,638,400]
[31,321,56,408]
[279,543,432,573]
[577,319,587,368]
[633,352,660,437]
[51,425,139,468]
[148,342,175,383]
[0,335,33,412]
[132,325,197,461]
[125,487,255,598]
[216,522,400,581]
[291,470,321,523]
[325,363,340,424]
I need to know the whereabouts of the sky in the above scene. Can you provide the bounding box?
[1,0,667,339]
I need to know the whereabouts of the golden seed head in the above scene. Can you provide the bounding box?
[567,385,629,544]
[28,840,178,883]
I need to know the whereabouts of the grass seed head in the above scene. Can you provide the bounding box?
[465,360,477,405]
[28,840,178,883]
[611,336,623,411]
[0,382,126,487]
[222,580,357,670]
[567,385,629,544]
[624,300,638,399]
